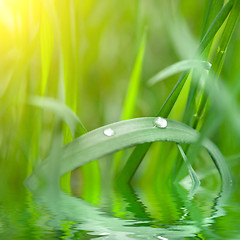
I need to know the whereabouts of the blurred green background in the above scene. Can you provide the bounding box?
[1,0,239,183]
[1,0,240,239]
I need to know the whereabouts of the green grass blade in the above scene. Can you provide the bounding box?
[177,144,200,190]
[26,117,232,194]
[40,9,54,96]
[148,60,211,86]
[121,31,146,120]
[201,0,224,40]
[119,1,235,183]
[112,30,146,176]
[29,95,87,138]
[176,71,240,182]
[197,0,233,54]
[183,0,229,126]
[193,0,240,130]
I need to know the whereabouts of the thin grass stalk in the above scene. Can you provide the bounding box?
[176,0,240,181]
[193,0,240,130]
[117,1,234,184]
[112,31,146,177]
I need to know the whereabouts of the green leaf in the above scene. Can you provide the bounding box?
[177,144,200,191]
[121,31,146,120]
[148,60,211,86]
[197,0,233,53]
[120,1,234,183]
[27,117,232,193]
[29,95,87,138]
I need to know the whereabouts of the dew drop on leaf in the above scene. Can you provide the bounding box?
[153,117,167,128]
[103,128,115,136]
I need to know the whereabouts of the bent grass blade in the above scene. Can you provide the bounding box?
[26,117,232,196]
[148,60,211,86]
[29,95,87,138]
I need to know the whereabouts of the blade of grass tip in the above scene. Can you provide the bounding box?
[148,60,211,86]
[117,1,233,184]
[177,144,200,192]
[29,96,87,138]
[112,30,146,176]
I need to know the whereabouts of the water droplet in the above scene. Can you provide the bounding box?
[153,117,167,128]
[157,236,168,240]
[103,128,115,137]
[99,233,110,236]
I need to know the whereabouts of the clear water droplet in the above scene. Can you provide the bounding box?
[157,236,168,240]
[103,128,115,137]
[153,117,167,128]
[99,233,110,236]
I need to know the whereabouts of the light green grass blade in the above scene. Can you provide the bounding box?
[29,95,87,138]
[112,30,146,176]
[26,117,232,194]
[177,144,200,190]
[121,31,146,120]
[40,9,54,96]
[148,60,211,86]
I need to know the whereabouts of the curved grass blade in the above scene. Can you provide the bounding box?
[29,95,87,138]
[148,60,211,86]
[26,117,232,194]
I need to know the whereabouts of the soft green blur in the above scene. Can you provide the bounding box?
[0,0,240,211]
[1,0,240,239]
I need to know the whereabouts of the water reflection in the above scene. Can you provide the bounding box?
[0,174,239,239]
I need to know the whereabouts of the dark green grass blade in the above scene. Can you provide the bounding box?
[197,0,233,54]
[183,0,232,127]
[118,1,234,183]
[201,0,224,40]
[176,72,240,181]
[26,117,232,194]
[192,0,240,130]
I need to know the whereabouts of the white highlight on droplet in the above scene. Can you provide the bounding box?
[157,236,168,240]
[99,233,110,236]
[103,128,115,137]
[153,117,167,128]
